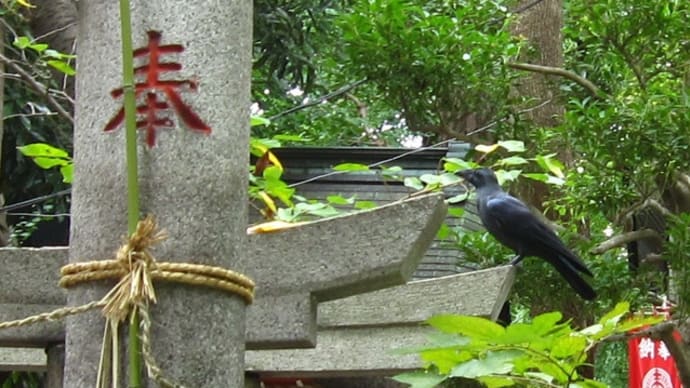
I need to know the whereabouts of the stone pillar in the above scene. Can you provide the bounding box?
[66,1,251,386]
[44,344,65,388]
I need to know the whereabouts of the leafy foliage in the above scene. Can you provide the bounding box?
[394,303,662,387]
[552,0,690,219]
[0,371,41,388]
[339,0,521,138]
[253,0,339,93]
[13,35,75,75]
[593,341,629,388]
[664,213,690,316]
[1,6,73,231]
[17,142,72,183]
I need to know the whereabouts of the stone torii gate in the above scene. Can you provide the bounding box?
[0,1,518,387]
[0,1,452,387]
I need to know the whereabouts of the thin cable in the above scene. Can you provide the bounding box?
[288,137,457,188]
[7,212,71,218]
[0,189,71,213]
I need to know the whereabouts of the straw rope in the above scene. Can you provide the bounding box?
[0,215,254,387]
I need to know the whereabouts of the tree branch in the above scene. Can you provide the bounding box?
[641,253,664,264]
[507,62,604,99]
[606,38,647,91]
[615,197,672,226]
[0,52,74,125]
[590,229,663,254]
[604,321,690,387]
[268,78,367,121]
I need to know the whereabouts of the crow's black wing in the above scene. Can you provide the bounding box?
[481,194,596,299]
[482,194,592,276]
[479,194,534,251]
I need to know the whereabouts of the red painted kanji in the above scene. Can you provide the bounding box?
[104,30,211,147]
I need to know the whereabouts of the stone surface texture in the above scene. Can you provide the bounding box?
[67,1,251,387]
[242,194,447,348]
[246,266,515,376]
[0,258,515,379]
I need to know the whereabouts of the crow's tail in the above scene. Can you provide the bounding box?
[553,256,596,300]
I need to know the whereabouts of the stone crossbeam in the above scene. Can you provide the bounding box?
[1,266,515,378]
[246,266,515,377]
[0,194,446,349]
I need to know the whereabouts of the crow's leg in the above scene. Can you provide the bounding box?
[510,254,525,266]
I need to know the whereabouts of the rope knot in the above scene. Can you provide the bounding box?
[99,215,166,321]
[59,215,255,322]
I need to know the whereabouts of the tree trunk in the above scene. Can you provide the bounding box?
[509,0,567,213]
[511,0,564,127]
[0,24,8,246]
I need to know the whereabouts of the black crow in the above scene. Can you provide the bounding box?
[458,168,596,300]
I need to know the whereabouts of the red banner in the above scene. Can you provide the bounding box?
[628,331,682,388]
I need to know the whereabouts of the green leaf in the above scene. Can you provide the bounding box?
[499,323,540,345]
[327,195,355,205]
[450,350,519,378]
[250,137,281,155]
[532,311,564,334]
[427,315,505,339]
[522,173,547,182]
[522,173,565,186]
[477,376,516,388]
[18,143,69,158]
[46,60,76,76]
[295,202,340,217]
[447,207,465,217]
[380,165,404,179]
[436,223,451,240]
[443,158,476,173]
[263,165,284,181]
[495,169,521,184]
[272,134,306,142]
[392,371,446,388]
[275,207,297,222]
[614,315,664,333]
[439,173,461,186]
[355,200,377,209]
[497,140,525,152]
[420,347,474,375]
[579,323,604,337]
[30,43,49,53]
[60,164,73,183]
[250,116,271,127]
[13,36,31,49]
[551,335,587,358]
[599,302,629,327]
[420,174,442,185]
[43,49,64,58]
[425,331,472,348]
[523,372,554,384]
[497,156,528,166]
[404,177,424,191]
[40,48,76,59]
[447,192,469,204]
[18,143,72,170]
[535,154,565,178]
[538,361,571,383]
[333,162,370,172]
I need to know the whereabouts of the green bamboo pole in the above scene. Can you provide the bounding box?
[117,0,142,387]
